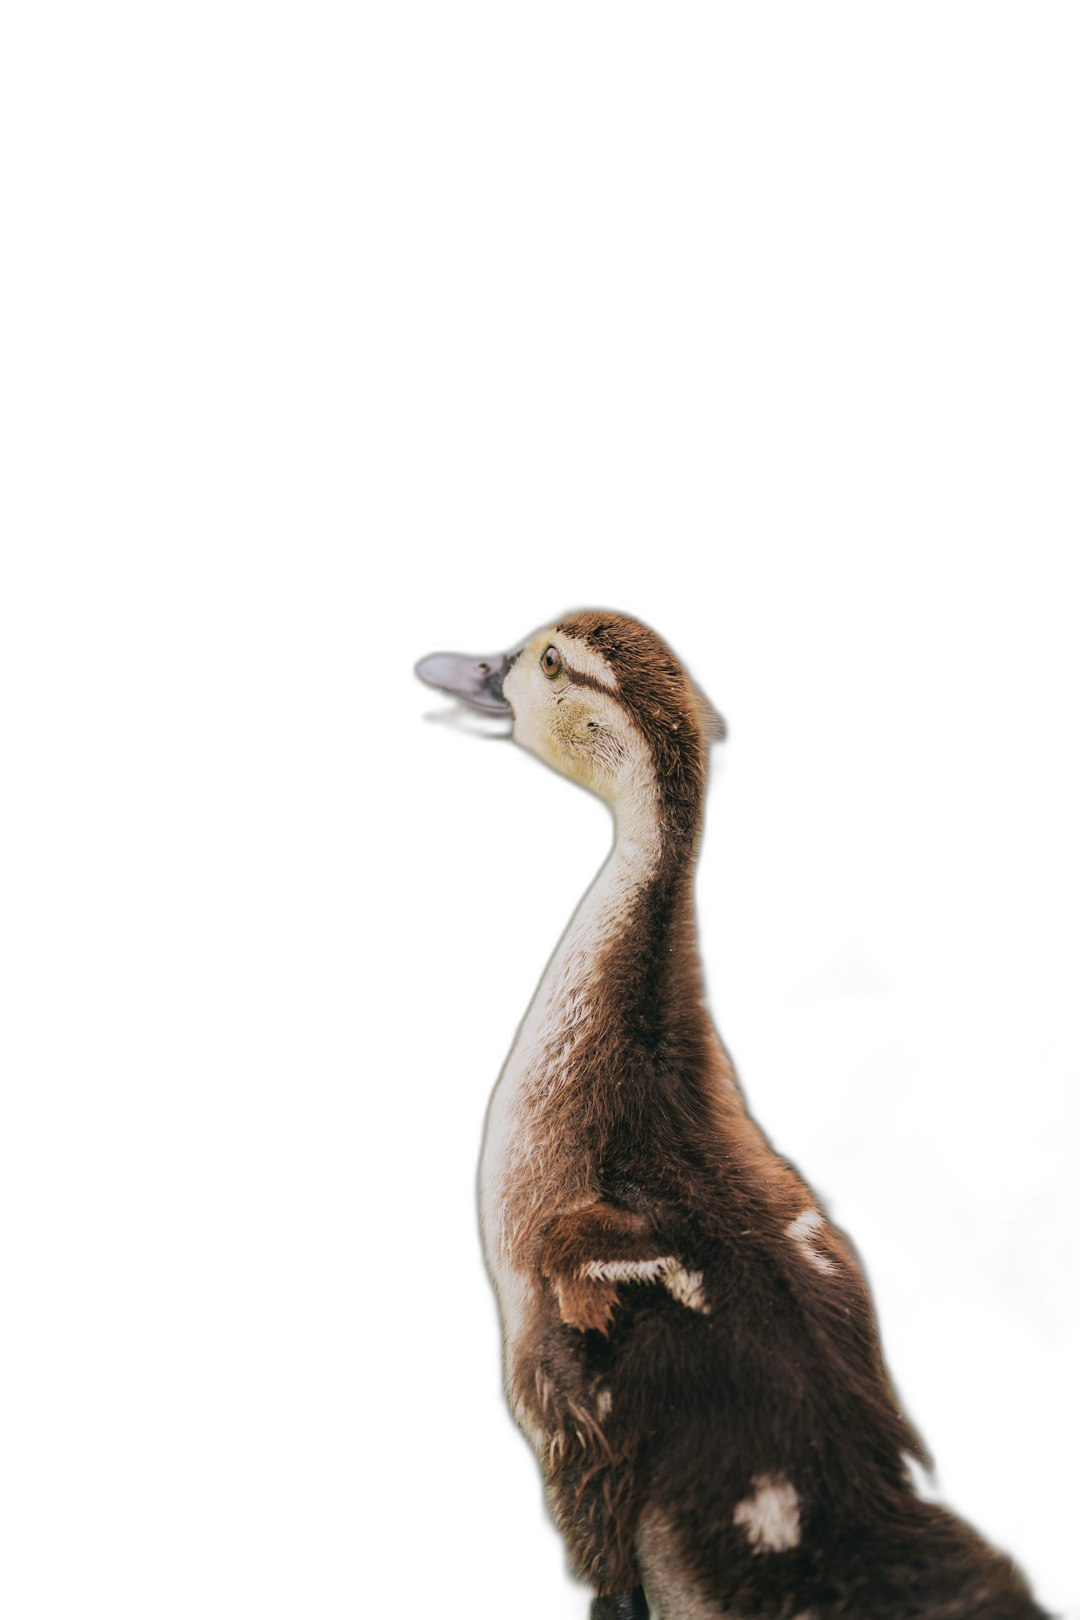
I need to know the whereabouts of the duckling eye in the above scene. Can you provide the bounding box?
[541,645,563,680]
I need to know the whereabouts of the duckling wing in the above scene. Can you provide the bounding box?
[539,1200,706,1334]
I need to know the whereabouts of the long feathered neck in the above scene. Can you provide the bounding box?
[549,767,707,1061]
[488,764,751,1270]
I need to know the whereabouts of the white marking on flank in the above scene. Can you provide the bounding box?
[662,1266,710,1314]
[579,1256,711,1313]
[788,1209,823,1241]
[733,1473,801,1552]
[581,1256,676,1283]
[786,1208,836,1274]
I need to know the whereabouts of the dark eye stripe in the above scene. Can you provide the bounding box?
[563,665,617,698]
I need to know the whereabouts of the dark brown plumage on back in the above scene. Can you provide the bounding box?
[417,611,1046,1620]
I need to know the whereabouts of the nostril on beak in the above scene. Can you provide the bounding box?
[477,662,490,674]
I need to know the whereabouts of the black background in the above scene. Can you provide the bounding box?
[388,567,1075,1607]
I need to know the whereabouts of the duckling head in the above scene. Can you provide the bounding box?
[417,610,725,844]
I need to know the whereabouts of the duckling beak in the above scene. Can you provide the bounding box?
[415,651,512,714]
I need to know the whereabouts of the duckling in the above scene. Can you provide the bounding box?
[416,611,1047,1620]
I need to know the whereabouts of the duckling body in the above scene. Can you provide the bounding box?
[418,612,1046,1620]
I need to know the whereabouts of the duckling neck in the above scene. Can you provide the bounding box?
[601,813,705,1048]
[503,785,706,1098]
[482,795,706,1258]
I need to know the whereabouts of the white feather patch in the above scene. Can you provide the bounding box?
[732,1473,801,1552]
[786,1208,836,1274]
[581,1256,677,1283]
[579,1255,711,1314]
[662,1265,710,1313]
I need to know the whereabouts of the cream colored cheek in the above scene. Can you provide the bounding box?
[551,703,608,785]
[553,701,592,747]
[510,698,556,762]
[506,666,577,767]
